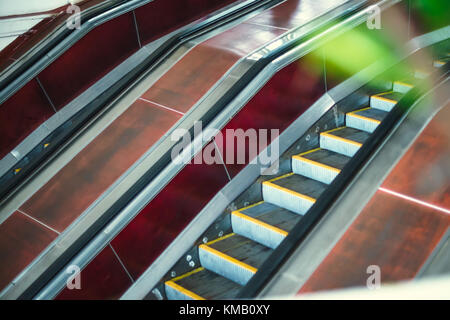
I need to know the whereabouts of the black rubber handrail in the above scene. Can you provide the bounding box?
[236,60,450,299]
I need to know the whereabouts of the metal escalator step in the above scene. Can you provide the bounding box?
[291,148,350,184]
[262,173,326,215]
[414,69,431,79]
[370,91,403,112]
[392,80,414,94]
[231,201,300,249]
[346,107,387,133]
[320,127,369,157]
[165,267,242,300]
[434,60,445,68]
[199,233,272,286]
[434,56,449,68]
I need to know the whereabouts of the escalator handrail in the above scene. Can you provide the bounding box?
[236,61,450,298]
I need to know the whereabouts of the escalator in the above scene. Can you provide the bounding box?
[154,57,447,300]
[1,0,448,300]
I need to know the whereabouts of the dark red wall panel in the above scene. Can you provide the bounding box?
[0,79,54,159]
[38,12,139,110]
[110,145,230,280]
[56,245,132,300]
[135,0,237,45]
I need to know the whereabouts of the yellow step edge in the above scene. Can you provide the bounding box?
[320,131,363,147]
[262,180,316,203]
[394,80,413,88]
[204,233,235,246]
[231,210,288,237]
[372,91,397,104]
[169,267,205,283]
[296,147,321,157]
[166,280,205,300]
[236,201,265,212]
[199,244,258,274]
[346,109,381,124]
[265,172,294,183]
[322,126,346,135]
[292,155,341,173]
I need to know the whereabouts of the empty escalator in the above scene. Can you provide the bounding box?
[157,62,440,300]
[155,52,450,300]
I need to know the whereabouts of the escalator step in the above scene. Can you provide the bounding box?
[434,60,445,68]
[165,267,242,300]
[231,201,300,249]
[414,69,432,79]
[320,127,369,157]
[346,107,387,133]
[370,91,403,112]
[393,80,413,94]
[291,148,350,184]
[199,233,272,286]
[262,173,326,215]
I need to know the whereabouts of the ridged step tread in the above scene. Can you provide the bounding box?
[291,148,350,184]
[346,107,387,133]
[370,91,403,112]
[231,201,301,249]
[262,173,327,215]
[320,126,369,157]
[165,267,242,300]
[199,233,272,286]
